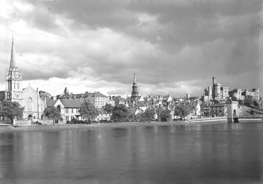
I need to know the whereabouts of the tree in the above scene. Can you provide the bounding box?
[160,109,172,122]
[156,106,164,121]
[244,95,253,107]
[44,107,61,125]
[104,103,114,114]
[0,100,24,125]
[111,104,128,122]
[174,105,191,120]
[143,108,155,122]
[80,100,99,122]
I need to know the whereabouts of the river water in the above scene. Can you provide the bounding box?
[0,122,263,184]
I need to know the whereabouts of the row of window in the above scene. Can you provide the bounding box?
[65,116,75,121]
[65,108,80,113]
[95,101,107,106]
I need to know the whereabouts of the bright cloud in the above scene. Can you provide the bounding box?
[0,0,262,98]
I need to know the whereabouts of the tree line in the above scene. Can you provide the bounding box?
[0,100,191,125]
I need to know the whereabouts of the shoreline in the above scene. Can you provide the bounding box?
[0,118,262,133]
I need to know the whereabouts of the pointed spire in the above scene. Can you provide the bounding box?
[9,35,15,69]
[133,73,137,84]
[64,87,69,95]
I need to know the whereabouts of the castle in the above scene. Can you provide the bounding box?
[203,77,260,102]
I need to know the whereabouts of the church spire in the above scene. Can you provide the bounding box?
[131,73,139,104]
[133,73,137,84]
[9,35,15,69]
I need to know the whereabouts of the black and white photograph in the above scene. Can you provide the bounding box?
[0,0,263,183]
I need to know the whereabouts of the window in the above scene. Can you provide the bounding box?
[72,108,74,113]
[66,108,69,113]
[27,97,33,111]
[57,105,61,112]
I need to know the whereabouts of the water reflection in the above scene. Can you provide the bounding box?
[0,122,262,183]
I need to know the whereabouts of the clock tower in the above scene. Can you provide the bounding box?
[5,37,23,104]
[131,73,139,104]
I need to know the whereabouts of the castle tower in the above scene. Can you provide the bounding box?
[5,37,23,103]
[131,73,139,104]
[212,77,215,100]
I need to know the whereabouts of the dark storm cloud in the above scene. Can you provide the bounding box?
[26,7,59,31]
[6,0,262,95]
[35,0,137,29]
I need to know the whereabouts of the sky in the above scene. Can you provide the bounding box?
[0,0,263,98]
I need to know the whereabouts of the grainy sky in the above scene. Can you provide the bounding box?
[0,0,262,97]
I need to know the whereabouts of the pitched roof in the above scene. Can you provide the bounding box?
[60,99,83,108]
[46,100,57,107]
[97,108,107,114]
[93,92,107,98]
[163,95,170,100]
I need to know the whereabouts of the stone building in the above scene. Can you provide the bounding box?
[0,37,46,120]
[229,88,260,100]
[47,98,111,122]
[130,73,140,104]
[57,87,115,108]
[203,77,229,101]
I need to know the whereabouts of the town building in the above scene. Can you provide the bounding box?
[210,103,227,117]
[47,99,82,122]
[112,96,128,107]
[46,98,110,122]
[57,87,115,108]
[229,88,260,101]
[203,77,229,102]
[130,73,140,104]
[0,37,46,120]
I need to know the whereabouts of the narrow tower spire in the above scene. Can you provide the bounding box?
[133,73,137,84]
[9,35,15,69]
[131,73,139,104]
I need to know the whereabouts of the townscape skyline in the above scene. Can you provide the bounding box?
[0,0,263,97]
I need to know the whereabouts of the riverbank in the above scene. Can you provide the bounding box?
[0,117,262,133]
[0,119,224,133]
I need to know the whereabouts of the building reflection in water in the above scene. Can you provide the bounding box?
[0,122,262,183]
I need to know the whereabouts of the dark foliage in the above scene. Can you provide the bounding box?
[112,104,128,122]
[80,100,99,122]
[160,109,172,122]
[0,100,24,124]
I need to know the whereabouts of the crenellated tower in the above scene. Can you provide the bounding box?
[5,36,23,103]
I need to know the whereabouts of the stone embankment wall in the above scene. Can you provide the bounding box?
[13,120,32,126]
[40,120,66,125]
[40,120,54,125]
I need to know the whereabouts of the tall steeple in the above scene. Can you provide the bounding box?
[9,35,15,70]
[133,73,137,84]
[131,73,139,104]
[5,36,22,101]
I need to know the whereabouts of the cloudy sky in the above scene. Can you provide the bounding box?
[0,0,263,97]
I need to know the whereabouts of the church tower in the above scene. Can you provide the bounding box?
[5,37,23,104]
[131,73,139,104]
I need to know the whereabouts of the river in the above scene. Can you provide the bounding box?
[0,121,263,184]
